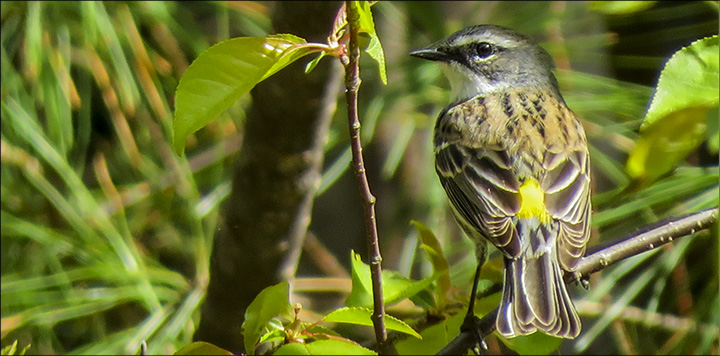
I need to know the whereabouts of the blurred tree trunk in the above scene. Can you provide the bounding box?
[193,2,339,352]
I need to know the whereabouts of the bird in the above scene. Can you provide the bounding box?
[410,24,591,340]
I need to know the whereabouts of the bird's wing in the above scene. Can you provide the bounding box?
[541,142,591,271]
[435,138,523,259]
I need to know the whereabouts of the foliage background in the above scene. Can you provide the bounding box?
[1,1,718,355]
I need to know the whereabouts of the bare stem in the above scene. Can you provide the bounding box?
[437,207,719,355]
[342,1,390,354]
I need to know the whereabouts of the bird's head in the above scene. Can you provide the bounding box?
[410,25,559,101]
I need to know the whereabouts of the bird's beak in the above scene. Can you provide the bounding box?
[409,47,449,62]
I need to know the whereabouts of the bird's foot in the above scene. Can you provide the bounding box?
[461,314,488,355]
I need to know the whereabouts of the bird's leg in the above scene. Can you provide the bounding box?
[579,272,590,290]
[569,270,590,290]
[461,242,488,355]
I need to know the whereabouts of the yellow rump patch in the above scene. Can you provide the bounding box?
[517,179,551,223]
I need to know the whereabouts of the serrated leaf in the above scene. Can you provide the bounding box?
[627,35,719,185]
[173,342,233,355]
[323,307,422,339]
[267,33,306,44]
[641,35,718,129]
[306,340,377,355]
[242,281,294,355]
[497,332,563,355]
[303,323,342,338]
[173,35,321,155]
[353,1,387,84]
[345,251,442,308]
[274,340,377,355]
[411,220,451,308]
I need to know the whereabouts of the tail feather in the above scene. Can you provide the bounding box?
[524,252,555,325]
[497,250,581,339]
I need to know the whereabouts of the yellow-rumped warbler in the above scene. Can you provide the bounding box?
[411,25,591,339]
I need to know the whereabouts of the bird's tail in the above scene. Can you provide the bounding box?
[496,225,581,339]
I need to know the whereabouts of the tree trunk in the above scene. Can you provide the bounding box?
[193,2,339,351]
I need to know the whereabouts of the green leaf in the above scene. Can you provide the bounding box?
[411,220,451,309]
[173,342,233,355]
[304,52,327,74]
[0,340,31,356]
[627,35,719,185]
[497,332,563,355]
[173,35,319,155]
[345,251,442,308]
[242,281,294,355]
[353,1,387,84]
[274,340,377,355]
[395,310,465,355]
[273,343,311,355]
[322,307,422,339]
[640,35,719,130]
[307,340,377,355]
[627,108,709,185]
[302,323,342,338]
[589,1,657,15]
[344,251,373,307]
[257,329,287,346]
[706,107,719,154]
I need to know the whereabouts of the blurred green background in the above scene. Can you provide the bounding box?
[1,1,718,355]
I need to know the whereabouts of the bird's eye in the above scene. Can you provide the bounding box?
[475,42,494,58]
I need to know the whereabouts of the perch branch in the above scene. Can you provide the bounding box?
[437,207,718,355]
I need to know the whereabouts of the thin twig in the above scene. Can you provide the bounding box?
[341,1,390,354]
[437,207,718,355]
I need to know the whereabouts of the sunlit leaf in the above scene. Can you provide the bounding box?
[627,35,719,185]
[306,340,377,355]
[173,35,322,155]
[274,340,377,355]
[257,329,286,346]
[0,340,31,356]
[322,307,422,339]
[352,1,387,84]
[345,251,442,308]
[304,52,327,74]
[242,281,294,355]
[173,341,233,355]
[589,1,657,14]
[273,343,311,355]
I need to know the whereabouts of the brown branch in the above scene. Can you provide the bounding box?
[569,207,717,281]
[341,1,391,354]
[436,207,719,355]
